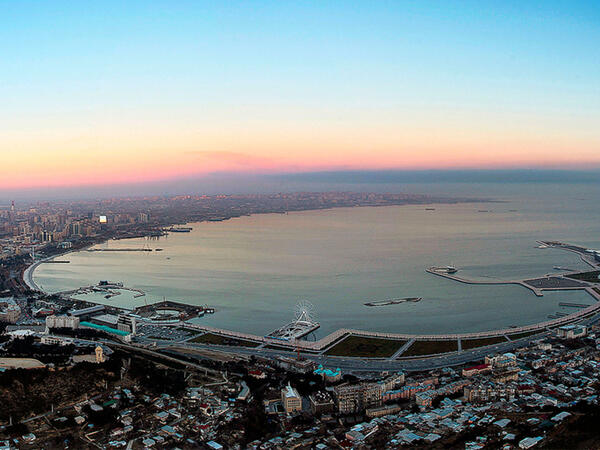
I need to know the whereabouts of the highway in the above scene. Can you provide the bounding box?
[157,331,548,373]
[161,307,600,373]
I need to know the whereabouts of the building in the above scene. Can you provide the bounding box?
[415,391,434,408]
[95,345,105,363]
[237,381,250,402]
[333,383,383,414]
[117,314,137,335]
[557,325,587,339]
[46,315,80,329]
[71,305,105,319]
[415,379,471,408]
[41,336,73,346]
[90,314,119,328]
[366,403,402,418]
[309,391,335,415]
[0,302,20,324]
[314,365,341,383]
[462,364,492,377]
[281,384,302,414]
[276,356,315,373]
[485,352,517,369]
[382,378,438,402]
[464,385,516,403]
[379,372,405,391]
[493,367,520,383]
[248,369,266,379]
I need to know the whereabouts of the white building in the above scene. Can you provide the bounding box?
[117,314,136,335]
[281,383,302,414]
[46,315,80,329]
[41,336,73,346]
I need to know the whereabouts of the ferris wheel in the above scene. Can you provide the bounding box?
[294,300,316,325]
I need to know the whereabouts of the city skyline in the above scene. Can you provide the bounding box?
[2,1,600,191]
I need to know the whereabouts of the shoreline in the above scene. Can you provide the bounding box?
[23,246,93,293]
[27,234,600,340]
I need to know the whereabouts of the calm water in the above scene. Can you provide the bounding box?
[35,183,600,337]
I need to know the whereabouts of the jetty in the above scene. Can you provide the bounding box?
[426,267,544,296]
[365,297,422,307]
[87,248,153,252]
[559,302,589,308]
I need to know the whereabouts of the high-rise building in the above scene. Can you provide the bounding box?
[333,383,383,414]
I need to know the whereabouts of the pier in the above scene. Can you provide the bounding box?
[364,297,422,307]
[425,267,544,296]
[87,248,153,252]
[559,302,589,308]
[266,301,320,341]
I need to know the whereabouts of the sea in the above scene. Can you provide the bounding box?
[33,182,600,338]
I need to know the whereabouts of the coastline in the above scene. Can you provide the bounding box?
[23,246,92,293]
[25,230,600,346]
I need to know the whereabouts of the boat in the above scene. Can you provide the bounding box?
[155,248,163,251]
[98,280,123,288]
[168,227,192,232]
[364,297,422,307]
[445,265,458,274]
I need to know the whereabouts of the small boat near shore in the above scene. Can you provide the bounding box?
[364,297,422,307]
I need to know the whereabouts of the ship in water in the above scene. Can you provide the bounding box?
[167,227,193,233]
[445,265,458,274]
[364,297,422,307]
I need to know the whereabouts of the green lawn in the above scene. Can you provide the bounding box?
[324,335,406,358]
[461,336,507,350]
[507,330,544,340]
[401,340,458,357]
[566,271,600,283]
[190,333,260,347]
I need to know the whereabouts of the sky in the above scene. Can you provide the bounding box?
[1,1,599,192]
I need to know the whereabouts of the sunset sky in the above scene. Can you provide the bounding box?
[2,1,599,190]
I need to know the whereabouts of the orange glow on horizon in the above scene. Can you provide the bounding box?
[2,116,599,189]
